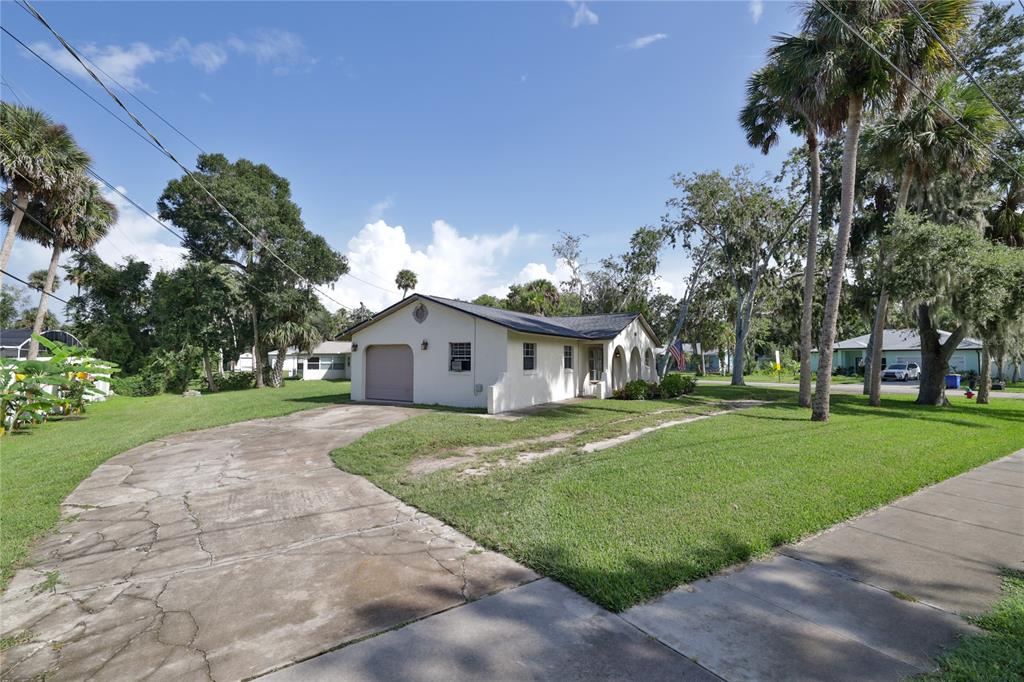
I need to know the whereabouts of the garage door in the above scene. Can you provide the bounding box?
[365,345,413,402]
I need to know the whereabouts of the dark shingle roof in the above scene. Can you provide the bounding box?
[343,294,656,342]
[0,329,32,348]
[426,296,640,340]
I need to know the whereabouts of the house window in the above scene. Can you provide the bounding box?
[563,345,573,370]
[588,347,603,381]
[307,356,320,370]
[523,343,536,371]
[450,343,472,372]
[330,356,345,369]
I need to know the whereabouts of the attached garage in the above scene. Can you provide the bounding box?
[365,345,413,402]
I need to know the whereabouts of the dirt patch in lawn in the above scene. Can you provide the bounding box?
[407,400,766,479]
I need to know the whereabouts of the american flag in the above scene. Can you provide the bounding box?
[668,340,685,369]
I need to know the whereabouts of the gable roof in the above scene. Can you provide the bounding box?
[341,294,659,344]
[827,329,982,352]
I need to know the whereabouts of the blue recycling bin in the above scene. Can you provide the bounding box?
[945,374,961,389]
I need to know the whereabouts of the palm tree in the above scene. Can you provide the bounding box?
[395,269,417,298]
[740,36,845,408]
[0,103,90,279]
[802,0,973,421]
[861,77,1003,406]
[25,178,117,360]
[265,317,323,388]
[27,269,57,293]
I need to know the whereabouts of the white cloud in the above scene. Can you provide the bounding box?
[172,39,229,73]
[198,91,214,103]
[366,198,394,222]
[568,0,599,28]
[28,40,162,91]
[226,30,316,74]
[621,33,669,50]
[749,0,765,24]
[324,219,528,313]
[22,30,315,91]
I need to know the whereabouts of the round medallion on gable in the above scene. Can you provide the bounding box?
[413,303,429,323]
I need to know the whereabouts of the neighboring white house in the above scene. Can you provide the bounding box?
[810,329,983,374]
[342,294,661,413]
[235,340,352,380]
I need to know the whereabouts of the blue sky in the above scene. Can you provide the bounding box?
[3,0,804,313]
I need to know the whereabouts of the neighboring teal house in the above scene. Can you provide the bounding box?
[810,329,983,374]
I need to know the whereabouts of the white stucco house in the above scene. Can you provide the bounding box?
[342,294,661,413]
[810,329,983,374]
[235,340,352,380]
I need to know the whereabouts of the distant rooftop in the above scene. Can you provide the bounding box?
[823,329,982,352]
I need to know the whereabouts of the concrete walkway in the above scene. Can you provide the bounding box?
[266,449,1023,681]
[0,405,536,681]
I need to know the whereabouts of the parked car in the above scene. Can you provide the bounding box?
[881,362,920,381]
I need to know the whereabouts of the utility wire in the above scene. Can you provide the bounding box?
[0,25,166,156]
[813,0,1024,183]
[1,268,71,305]
[900,0,1024,145]
[12,0,206,155]
[7,13,397,300]
[17,0,354,311]
[1,76,26,105]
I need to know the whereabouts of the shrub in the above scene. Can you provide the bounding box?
[215,371,254,391]
[661,373,697,398]
[621,380,649,400]
[111,370,165,397]
[644,382,663,399]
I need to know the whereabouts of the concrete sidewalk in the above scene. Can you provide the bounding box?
[623,449,1024,681]
[266,449,1023,682]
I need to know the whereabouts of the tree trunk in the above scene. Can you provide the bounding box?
[251,307,264,389]
[799,130,822,408]
[202,349,219,392]
[698,341,706,376]
[27,241,62,361]
[812,93,864,422]
[977,346,991,404]
[862,333,874,395]
[271,344,288,388]
[1012,361,1020,383]
[731,323,747,386]
[659,297,690,379]
[915,305,966,406]
[0,192,29,281]
[864,166,913,404]
[866,287,888,407]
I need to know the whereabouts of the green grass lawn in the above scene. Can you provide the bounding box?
[696,372,864,384]
[1,379,350,588]
[921,569,1024,681]
[332,385,1024,611]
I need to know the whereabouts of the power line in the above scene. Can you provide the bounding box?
[1,75,26,105]
[12,1,206,155]
[900,0,1024,145]
[0,25,166,156]
[813,0,1024,184]
[17,0,356,307]
[1,268,71,305]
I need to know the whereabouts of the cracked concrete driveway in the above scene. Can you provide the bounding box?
[0,404,536,681]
